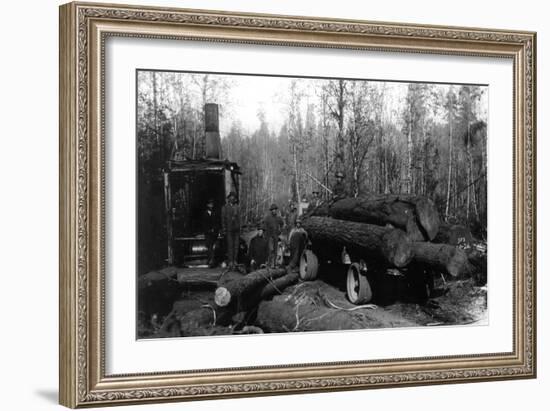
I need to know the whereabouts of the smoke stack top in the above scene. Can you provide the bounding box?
[204,103,221,158]
[205,103,219,132]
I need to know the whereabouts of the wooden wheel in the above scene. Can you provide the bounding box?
[347,262,372,304]
[299,250,319,281]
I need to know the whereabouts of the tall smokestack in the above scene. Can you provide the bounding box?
[204,103,221,159]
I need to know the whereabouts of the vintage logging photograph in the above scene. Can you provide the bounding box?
[136,70,488,339]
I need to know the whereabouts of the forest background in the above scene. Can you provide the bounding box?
[136,70,488,273]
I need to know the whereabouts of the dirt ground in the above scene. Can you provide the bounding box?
[139,264,487,338]
[252,271,487,333]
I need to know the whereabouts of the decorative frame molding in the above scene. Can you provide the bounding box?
[59,2,536,408]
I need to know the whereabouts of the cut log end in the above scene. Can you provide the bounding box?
[214,287,231,307]
[445,248,474,277]
[328,195,440,242]
[415,197,440,241]
[412,242,475,278]
[381,229,414,268]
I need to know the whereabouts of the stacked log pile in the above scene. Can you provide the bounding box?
[307,194,485,280]
[154,267,301,337]
[326,195,440,241]
[150,194,486,337]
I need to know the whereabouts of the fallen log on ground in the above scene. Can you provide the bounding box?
[231,271,301,326]
[302,216,413,268]
[214,267,288,310]
[258,271,301,300]
[412,242,475,278]
[158,269,300,333]
[218,270,301,326]
[255,281,417,332]
[326,195,440,241]
[156,297,231,337]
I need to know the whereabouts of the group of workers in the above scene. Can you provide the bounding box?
[202,170,347,271]
[248,202,309,272]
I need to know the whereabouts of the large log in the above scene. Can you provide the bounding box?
[258,271,300,300]
[255,281,417,332]
[214,267,288,309]
[327,195,440,241]
[433,223,474,246]
[412,242,475,277]
[219,271,300,323]
[302,216,413,268]
[230,271,301,327]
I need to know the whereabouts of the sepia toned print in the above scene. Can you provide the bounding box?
[136,70,488,339]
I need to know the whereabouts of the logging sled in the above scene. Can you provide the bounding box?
[138,193,487,338]
[299,195,485,305]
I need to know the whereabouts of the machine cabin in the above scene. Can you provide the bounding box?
[164,159,241,266]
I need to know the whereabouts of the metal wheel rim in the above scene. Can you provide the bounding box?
[299,252,308,278]
[347,264,360,302]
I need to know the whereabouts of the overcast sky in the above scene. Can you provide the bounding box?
[215,73,488,137]
[138,70,488,138]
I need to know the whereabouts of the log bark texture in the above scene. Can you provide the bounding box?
[234,271,301,326]
[412,242,475,277]
[327,195,440,241]
[302,216,413,268]
[255,281,417,332]
[433,223,474,246]
[214,268,287,309]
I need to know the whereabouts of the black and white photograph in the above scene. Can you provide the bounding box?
[136,69,488,339]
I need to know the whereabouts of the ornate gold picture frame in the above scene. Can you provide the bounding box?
[59,1,536,408]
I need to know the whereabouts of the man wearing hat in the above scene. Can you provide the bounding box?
[285,202,298,235]
[202,198,219,268]
[288,217,308,272]
[332,171,347,202]
[310,190,321,210]
[221,191,241,270]
[263,203,284,268]
[248,224,269,271]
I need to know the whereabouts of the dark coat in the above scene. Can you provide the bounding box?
[286,209,298,229]
[202,209,219,234]
[248,234,269,265]
[222,203,241,232]
[263,213,284,238]
[332,180,347,201]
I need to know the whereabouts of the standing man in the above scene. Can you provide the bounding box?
[221,191,241,270]
[248,224,269,271]
[299,195,309,215]
[286,202,298,235]
[202,199,219,268]
[332,171,347,202]
[310,190,321,209]
[263,203,284,268]
[288,218,308,272]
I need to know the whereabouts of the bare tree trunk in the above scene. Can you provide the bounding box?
[152,72,158,145]
[445,105,453,220]
[466,122,471,219]
[331,80,346,173]
[292,141,301,203]
[384,134,389,194]
[407,103,413,194]
[471,155,480,221]
[192,121,196,159]
[420,120,426,195]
